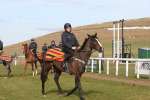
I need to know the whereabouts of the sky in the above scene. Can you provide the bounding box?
[0,0,150,46]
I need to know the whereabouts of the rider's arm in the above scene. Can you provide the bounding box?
[72,33,79,47]
[29,43,32,49]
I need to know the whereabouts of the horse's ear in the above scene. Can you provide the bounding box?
[87,34,91,38]
[94,33,97,37]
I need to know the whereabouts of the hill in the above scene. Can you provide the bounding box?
[4,17,150,57]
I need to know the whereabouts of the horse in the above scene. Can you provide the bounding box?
[40,33,103,100]
[22,43,38,77]
[0,55,14,77]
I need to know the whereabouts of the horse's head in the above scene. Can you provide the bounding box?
[22,43,28,54]
[87,33,103,52]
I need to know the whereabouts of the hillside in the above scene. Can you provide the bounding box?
[4,17,150,57]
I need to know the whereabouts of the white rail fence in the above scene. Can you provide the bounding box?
[14,56,150,79]
[87,58,150,79]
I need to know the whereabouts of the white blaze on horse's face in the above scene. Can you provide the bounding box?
[95,38,102,47]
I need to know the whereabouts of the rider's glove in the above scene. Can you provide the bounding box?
[72,47,76,50]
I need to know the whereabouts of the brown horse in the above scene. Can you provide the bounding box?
[22,43,38,77]
[41,33,103,100]
[0,54,14,77]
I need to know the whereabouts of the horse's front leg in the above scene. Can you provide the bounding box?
[77,76,85,100]
[31,63,35,77]
[40,64,48,95]
[66,75,78,96]
[24,62,27,76]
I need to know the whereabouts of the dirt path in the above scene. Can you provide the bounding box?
[83,73,150,87]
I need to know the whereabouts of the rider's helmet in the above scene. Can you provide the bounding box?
[51,40,55,45]
[64,23,72,29]
[31,38,35,42]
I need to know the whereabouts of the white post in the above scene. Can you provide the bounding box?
[85,65,87,72]
[99,59,101,74]
[126,60,129,77]
[14,57,17,66]
[106,60,110,75]
[137,61,140,79]
[91,59,94,72]
[116,60,119,76]
[113,23,116,58]
[117,23,120,58]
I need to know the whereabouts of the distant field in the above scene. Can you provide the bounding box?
[1,64,150,100]
[4,17,150,57]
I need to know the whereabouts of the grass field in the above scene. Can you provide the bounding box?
[1,64,150,100]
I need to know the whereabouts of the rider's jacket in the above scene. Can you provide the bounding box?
[42,45,48,53]
[61,31,79,53]
[48,44,57,49]
[29,42,37,52]
[0,40,3,50]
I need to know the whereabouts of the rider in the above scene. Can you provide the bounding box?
[48,40,57,49]
[61,23,79,62]
[29,38,38,61]
[0,40,3,55]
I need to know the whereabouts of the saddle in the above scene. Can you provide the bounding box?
[38,48,64,62]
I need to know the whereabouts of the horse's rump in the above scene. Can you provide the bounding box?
[0,55,12,62]
[38,48,64,62]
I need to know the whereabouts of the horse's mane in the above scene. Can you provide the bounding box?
[79,38,89,51]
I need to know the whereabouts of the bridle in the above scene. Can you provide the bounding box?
[72,37,102,64]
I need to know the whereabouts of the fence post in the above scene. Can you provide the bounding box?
[126,60,129,77]
[137,61,140,79]
[91,59,94,72]
[106,60,109,75]
[116,60,119,76]
[98,59,101,74]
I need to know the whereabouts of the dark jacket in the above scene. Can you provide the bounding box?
[48,44,57,49]
[0,40,3,50]
[42,45,48,53]
[29,42,37,52]
[61,31,79,53]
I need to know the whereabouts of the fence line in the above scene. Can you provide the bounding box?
[14,56,150,79]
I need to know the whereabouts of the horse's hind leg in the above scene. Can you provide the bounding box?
[7,64,11,77]
[3,61,11,77]
[53,69,62,94]
[35,61,38,75]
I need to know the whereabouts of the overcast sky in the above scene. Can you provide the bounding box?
[0,0,150,46]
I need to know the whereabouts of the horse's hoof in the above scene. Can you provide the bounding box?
[64,92,69,97]
[80,97,85,100]
[57,93,64,96]
[4,77,7,79]
[43,95,46,97]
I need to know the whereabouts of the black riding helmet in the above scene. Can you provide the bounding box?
[31,38,35,42]
[64,23,72,29]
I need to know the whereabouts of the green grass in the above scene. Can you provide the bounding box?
[1,64,150,100]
